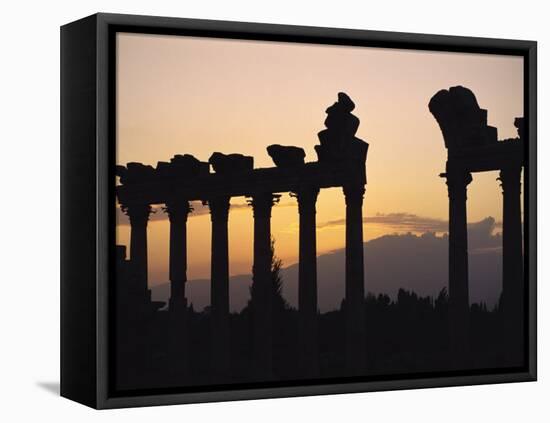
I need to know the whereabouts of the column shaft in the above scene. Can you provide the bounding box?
[343,184,366,373]
[127,204,152,306]
[500,166,524,363]
[250,193,277,379]
[209,196,231,380]
[166,201,191,312]
[445,170,472,366]
[297,187,320,377]
[165,201,191,380]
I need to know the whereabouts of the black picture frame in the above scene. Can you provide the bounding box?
[60,12,537,409]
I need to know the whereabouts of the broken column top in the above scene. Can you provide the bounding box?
[514,117,524,140]
[116,162,156,185]
[117,154,211,186]
[267,144,306,168]
[209,152,254,174]
[156,154,209,179]
[315,92,368,166]
[429,85,498,154]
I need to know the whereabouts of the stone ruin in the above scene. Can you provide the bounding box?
[116,92,370,378]
[209,152,254,174]
[315,92,369,165]
[266,144,305,168]
[116,162,156,185]
[156,154,209,179]
[429,85,525,366]
[428,85,498,154]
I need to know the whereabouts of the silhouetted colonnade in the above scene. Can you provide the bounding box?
[116,89,525,380]
[429,86,525,364]
[117,93,370,379]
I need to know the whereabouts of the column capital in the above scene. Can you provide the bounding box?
[292,186,319,215]
[122,203,152,226]
[441,170,472,200]
[164,200,192,222]
[206,196,231,222]
[498,166,522,194]
[248,193,281,219]
[343,183,365,207]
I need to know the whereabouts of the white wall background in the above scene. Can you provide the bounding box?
[0,0,547,420]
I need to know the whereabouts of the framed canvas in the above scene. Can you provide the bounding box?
[60,13,537,409]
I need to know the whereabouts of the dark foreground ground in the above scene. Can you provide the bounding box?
[114,287,524,392]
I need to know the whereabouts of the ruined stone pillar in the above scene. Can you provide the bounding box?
[165,201,191,313]
[500,166,524,363]
[444,169,472,365]
[164,200,192,379]
[343,183,366,373]
[209,196,231,380]
[250,192,278,379]
[296,186,320,378]
[126,204,152,304]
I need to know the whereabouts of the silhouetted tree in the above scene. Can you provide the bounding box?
[434,287,449,312]
[270,239,290,312]
[246,237,289,311]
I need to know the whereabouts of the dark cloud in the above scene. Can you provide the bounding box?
[317,212,502,236]
[468,217,502,250]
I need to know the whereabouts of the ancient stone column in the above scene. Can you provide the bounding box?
[165,201,191,313]
[296,186,320,378]
[343,183,366,373]
[250,192,278,379]
[444,169,472,366]
[500,166,524,363]
[126,203,152,305]
[165,200,192,380]
[208,196,231,380]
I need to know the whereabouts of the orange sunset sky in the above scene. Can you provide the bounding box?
[115,32,523,290]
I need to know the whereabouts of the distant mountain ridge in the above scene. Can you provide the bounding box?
[150,217,502,312]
